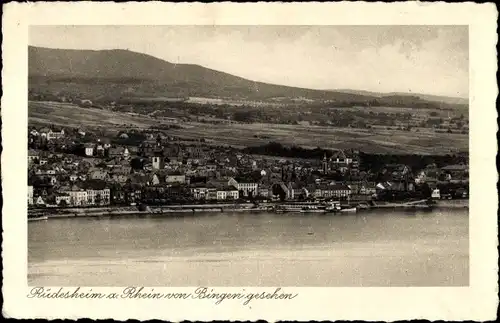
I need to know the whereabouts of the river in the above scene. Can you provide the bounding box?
[28,209,469,286]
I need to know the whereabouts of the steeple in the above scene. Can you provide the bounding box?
[323,153,329,174]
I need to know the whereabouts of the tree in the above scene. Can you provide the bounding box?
[233,111,253,123]
[131,157,143,170]
[59,199,68,207]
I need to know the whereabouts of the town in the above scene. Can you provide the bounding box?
[28,124,469,212]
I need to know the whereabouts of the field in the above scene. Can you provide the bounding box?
[29,101,468,155]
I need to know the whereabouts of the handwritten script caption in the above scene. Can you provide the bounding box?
[28,287,298,306]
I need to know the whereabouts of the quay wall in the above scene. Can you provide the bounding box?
[29,199,469,219]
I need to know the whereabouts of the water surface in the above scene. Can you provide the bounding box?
[28,209,469,286]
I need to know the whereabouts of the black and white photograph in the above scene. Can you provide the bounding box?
[27,25,471,286]
[1,2,497,321]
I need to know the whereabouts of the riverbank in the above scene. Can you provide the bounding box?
[29,203,264,219]
[434,199,469,209]
[29,199,468,220]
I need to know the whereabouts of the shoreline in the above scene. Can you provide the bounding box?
[28,199,469,220]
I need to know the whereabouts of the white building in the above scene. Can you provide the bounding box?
[47,129,65,141]
[86,188,111,206]
[151,156,164,170]
[228,178,258,197]
[55,194,71,206]
[61,187,88,206]
[216,186,239,200]
[28,186,34,205]
[35,196,46,206]
[431,188,441,200]
[190,186,211,200]
[84,144,94,157]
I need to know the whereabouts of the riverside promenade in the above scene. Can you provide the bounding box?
[29,203,260,219]
[28,198,468,219]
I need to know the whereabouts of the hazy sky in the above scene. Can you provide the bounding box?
[29,25,469,98]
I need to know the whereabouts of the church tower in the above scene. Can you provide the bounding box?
[323,154,328,174]
[152,153,164,170]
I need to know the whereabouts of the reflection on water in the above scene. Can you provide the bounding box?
[28,209,469,286]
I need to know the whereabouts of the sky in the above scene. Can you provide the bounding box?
[29,25,469,98]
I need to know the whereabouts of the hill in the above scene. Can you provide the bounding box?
[28,46,467,110]
[334,89,469,106]
[29,46,371,102]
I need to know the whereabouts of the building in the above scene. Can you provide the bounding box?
[55,194,71,206]
[165,173,187,184]
[89,170,109,181]
[139,139,161,157]
[84,143,94,157]
[376,180,415,194]
[440,164,469,180]
[431,188,441,199]
[61,186,88,206]
[86,188,111,206]
[322,154,329,173]
[28,150,40,164]
[190,183,211,200]
[329,149,359,169]
[49,176,58,186]
[126,189,142,205]
[111,166,131,175]
[216,185,239,200]
[258,185,271,198]
[38,127,50,139]
[150,174,161,186]
[28,185,34,205]
[111,174,129,185]
[35,196,46,206]
[47,128,65,141]
[382,164,413,181]
[228,177,258,197]
[313,184,352,199]
[286,182,306,200]
[109,147,130,159]
[358,182,377,195]
[151,155,165,170]
[95,144,105,157]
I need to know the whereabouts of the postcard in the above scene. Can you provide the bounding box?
[2,1,498,321]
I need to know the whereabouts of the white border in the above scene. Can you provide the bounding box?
[2,2,498,321]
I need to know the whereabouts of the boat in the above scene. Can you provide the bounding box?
[300,209,326,213]
[274,202,324,213]
[325,201,342,213]
[339,195,357,213]
[28,215,48,222]
[357,203,370,210]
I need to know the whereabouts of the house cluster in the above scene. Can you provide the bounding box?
[30,127,66,141]
[414,163,469,185]
[27,126,469,208]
